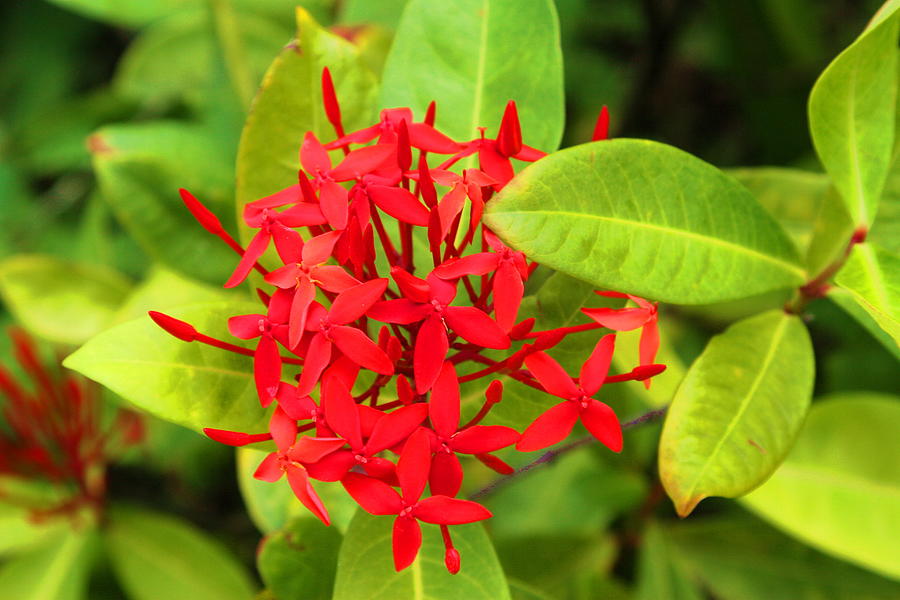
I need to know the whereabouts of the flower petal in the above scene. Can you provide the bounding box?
[322,375,362,448]
[433,253,499,279]
[368,185,430,226]
[516,401,580,452]
[581,400,623,453]
[254,335,282,406]
[330,325,394,375]
[493,261,524,332]
[285,464,330,525]
[413,314,448,394]
[329,279,389,325]
[429,451,463,497]
[450,425,519,454]
[225,229,270,288]
[392,517,422,572]
[253,452,281,482]
[444,306,510,349]
[523,352,579,399]
[397,428,431,503]
[581,307,650,331]
[414,496,492,524]
[428,361,460,438]
[366,404,429,454]
[579,334,616,397]
[342,472,403,515]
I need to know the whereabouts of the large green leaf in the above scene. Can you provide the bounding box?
[485,140,806,304]
[0,527,96,600]
[114,11,290,111]
[635,523,704,600]
[834,243,900,348]
[0,503,68,557]
[0,255,131,345]
[380,0,564,151]
[235,7,376,242]
[828,288,900,361]
[104,506,255,600]
[729,167,830,257]
[237,447,356,534]
[659,310,814,516]
[112,264,236,325]
[667,512,900,599]
[91,121,238,284]
[45,0,185,26]
[485,446,645,539]
[333,511,510,600]
[258,517,342,600]
[808,2,900,226]
[741,394,900,580]
[64,301,269,433]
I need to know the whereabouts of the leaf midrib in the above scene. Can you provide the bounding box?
[683,315,790,503]
[494,209,805,277]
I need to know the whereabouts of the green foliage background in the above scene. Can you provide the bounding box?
[0,0,897,599]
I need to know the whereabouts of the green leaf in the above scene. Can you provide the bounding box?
[104,505,255,600]
[635,523,704,600]
[808,2,900,226]
[804,182,856,277]
[0,255,131,345]
[45,0,183,27]
[741,393,900,580]
[729,167,830,257]
[0,526,96,600]
[64,301,269,433]
[828,288,900,361]
[659,310,814,516]
[112,264,236,324]
[485,447,645,538]
[667,511,900,599]
[258,517,342,600]
[485,140,806,304]
[834,243,900,348]
[381,0,564,151]
[333,511,511,600]
[337,0,408,29]
[114,11,290,111]
[237,447,356,534]
[91,121,238,285]
[0,503,69,557]
[235,7,376,242]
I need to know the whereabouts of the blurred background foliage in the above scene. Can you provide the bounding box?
[0,0,897,599]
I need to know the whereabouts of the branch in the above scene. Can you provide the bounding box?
[468,406,668,501]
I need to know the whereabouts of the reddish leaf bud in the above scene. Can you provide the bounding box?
[203,428,272,446]
[497,100,522,158]
[321,67,342,131]
[180,188,225,235]
[148,311,198,342]
[592,105,610,141]
[424,100,436,127]
[444,548,461,574]
[397,120,412,172]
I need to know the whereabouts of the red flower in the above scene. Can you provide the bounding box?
[253,406,345,525]
[582,292,659,388]
[427,362,519,496]
[342,428,492,571]
[368,269,509,393]
[517,335,622,453]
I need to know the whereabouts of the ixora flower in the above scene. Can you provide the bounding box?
[154,68,665,574]
[0,328,143,521]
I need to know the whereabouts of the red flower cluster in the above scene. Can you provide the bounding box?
[153,69,664,573]
[0,328,143,520]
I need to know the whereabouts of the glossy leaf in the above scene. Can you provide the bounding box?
[668,512,900,599]
[804,182,855,277]
[237,447,356,534]
[258,517,342,600]
[729,167,831,257]
[333,511,510,600]
[834,243,900,348]
[112,264,236,325]
[64,301,269,433]
[91,121,237,284]
[485,140,806,304]
[104,506,255,600]
[741,393,900,580]
[235,7,376,243]
[45,0,182,26]
[808,3,900,226]
[115,11,290,111]
[829,288,900,361]
[381,0,564,151]
[0,526,96,600]
[659,310,814,516]
[0,255,131,345]
[0,503,68,557]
